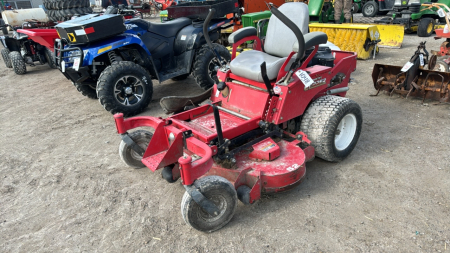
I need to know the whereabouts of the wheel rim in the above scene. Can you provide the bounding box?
[130,138,148,161]
[365,5,374,15]
[195,194,227,222]
[335,113,357,151]
[113,75,145,106]
[207,57,220,82]
[427,22,433,34]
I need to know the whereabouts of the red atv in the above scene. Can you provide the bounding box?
[113,2,362,232]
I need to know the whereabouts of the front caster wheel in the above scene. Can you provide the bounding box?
[181,176,237,232]
[119,130,153,168]
[97,61,153,116]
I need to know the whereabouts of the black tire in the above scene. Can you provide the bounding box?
[45,48,57,69]
[192,43,231,90]
[1,48,12,68]
[9,51,27,75]
[300,95,362,162]
[362,1,378,17]
[97,61,153,116]
[74,82,98,99]
[351,3,360,13]
[433,60,449,72]
[181,176,237,232]
[53,0,89,9]
[119,130,153,168]
[171,73,190,81]
[417,18,435,37]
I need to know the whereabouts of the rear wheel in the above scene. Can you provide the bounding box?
[433,60,449,72]
[300,95,362,162]
[192,43,231,90]
[362,1,378,17]
[119,130,153,168]
[97,61,153,116]
[418,18,435,37]
[181,176,237,232]
[9,51,27,75]
[351,3,360,13]
[1,48,12,68]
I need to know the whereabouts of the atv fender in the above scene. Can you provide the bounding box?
[82,34,151,66]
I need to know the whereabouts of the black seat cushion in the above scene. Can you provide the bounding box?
[148,17,191,37]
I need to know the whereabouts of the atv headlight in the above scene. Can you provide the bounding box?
[157,3,162,8]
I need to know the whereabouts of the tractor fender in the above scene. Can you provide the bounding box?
[82,34,151,66]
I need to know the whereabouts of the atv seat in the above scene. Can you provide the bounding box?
[127,17,191,38]
[148,17,191,37]
[229,2,327,82]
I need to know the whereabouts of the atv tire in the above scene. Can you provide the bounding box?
[9,51,27,75]
[300,95,362,162]
[192,43,231,90]
[45,48,57,69]
[74,82,98,99]
[418,18,435,37]
[1,48,12,68]
[97,61,153,116]
[362,1,378,17]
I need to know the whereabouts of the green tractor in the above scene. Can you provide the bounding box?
[376,0,450,37]
[309,0,359,23]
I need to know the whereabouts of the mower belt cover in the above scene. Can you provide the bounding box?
[309,23,380,60]
[55,14,126,45]
[372,63,450,103]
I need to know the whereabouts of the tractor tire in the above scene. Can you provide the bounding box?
[119,130,153,168]
[9,51,27,75]
[181,176,237,232]
[74,82,98,99]
[171,73,190,81]
[43,0,52,9]
[1,48,12,68]
[300,95,362,162]
[192,43,231,90]
[362,1,378,17]
[433,60,449,72]
[97,61,153,116]
[418,18,435,37]
[53,0,90,9]
[0,19,8,35]
[45,48,57,69]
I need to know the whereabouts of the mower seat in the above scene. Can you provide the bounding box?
[230,2,311,82]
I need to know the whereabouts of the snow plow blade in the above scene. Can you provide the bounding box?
[374,24,404,49]
[372,64,450,103]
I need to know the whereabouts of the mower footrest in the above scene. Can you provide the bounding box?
[142,151,168,172]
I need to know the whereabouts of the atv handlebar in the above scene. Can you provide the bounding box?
[269,4,305,62]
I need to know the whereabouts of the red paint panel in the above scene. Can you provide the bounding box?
[85,27,95,34]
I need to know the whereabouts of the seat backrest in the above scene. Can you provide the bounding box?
[264,2,309,58]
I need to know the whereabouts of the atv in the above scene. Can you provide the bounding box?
[54,0,237,116]
[0,23,57,75]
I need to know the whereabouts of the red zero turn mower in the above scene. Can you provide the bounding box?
[113,2,363,232]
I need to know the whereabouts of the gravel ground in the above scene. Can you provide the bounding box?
[0,19,449,252]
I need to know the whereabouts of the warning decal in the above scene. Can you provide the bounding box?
[67,33,76,43]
